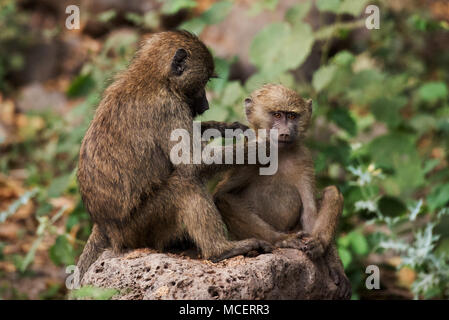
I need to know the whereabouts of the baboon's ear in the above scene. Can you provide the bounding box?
[244,98,253,116]
[171,48,188,76]
[306,98,313,113]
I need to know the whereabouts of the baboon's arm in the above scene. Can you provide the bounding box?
[200,121,249,135]
[213,170,253,197]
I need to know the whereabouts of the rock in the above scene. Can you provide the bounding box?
[81,248,348,300]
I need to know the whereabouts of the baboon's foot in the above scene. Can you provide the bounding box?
[210,239,273,262]
[329,266,352,299]
[275,231,325,260]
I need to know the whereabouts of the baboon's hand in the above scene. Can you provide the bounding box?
[276,232,325,259]
[274,231,309,250]
[210,239,273,262]
[298,236,325,260]
[329,267,352,299]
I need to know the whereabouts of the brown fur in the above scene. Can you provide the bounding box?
[214,84,351,299]
[76,31,271,280]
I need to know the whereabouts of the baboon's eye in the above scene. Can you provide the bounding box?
[287,113,297,120]
[273,112,281,119]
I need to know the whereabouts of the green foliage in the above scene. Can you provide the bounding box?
[418,82,448,103]
[378,207,449,299]
[0,0,32,92]
[69,286,119,300]
[249,22,314,77]
[49,235,76,266]
[160,0,197,15]
[316,0,370,16]
[312,65,337,93]
[0,189,38,223]
[2,0,449,300]
[180,1,233,35]
[248,0,279,16]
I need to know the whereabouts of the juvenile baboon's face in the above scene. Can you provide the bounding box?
[268,110,300,144]
[245,84,312,146]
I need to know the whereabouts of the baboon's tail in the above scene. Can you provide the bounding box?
[77,224,109,281]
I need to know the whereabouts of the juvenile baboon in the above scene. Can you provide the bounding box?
[214,84,351,298]
[76,31,271,280]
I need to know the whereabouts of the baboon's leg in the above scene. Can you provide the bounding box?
[312,186,351,299]
[76,224,109,280]
[292,185,343,259]
[133,173,272,260]
[311,186,343,248]
[171,175,273,259]
[215,193,289,244]
[326,243,352,299]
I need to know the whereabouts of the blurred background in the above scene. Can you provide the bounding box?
[0,0,448,300]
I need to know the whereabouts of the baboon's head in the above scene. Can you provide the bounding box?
[134,30,215,117]
[244,84,312,146]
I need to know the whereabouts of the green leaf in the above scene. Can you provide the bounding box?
[427,183,449,211]
[285,1,311,25]
[196,105,229,122]
[316,0,369,15]
[338,0,370,16]
[312,65,337,92]
[348,231,369,255]
[338,247,352,269]
[200,0,233,25]
[125,12,143,26]
[378,196,407,217]
[0,189,38,223]
[142,11,160,29]
[418,82,448,102]
[0,242,5,261]
[369,133,425,194]
[36,202,53,216]
[248,0,279,16]
[161,0,197,15]
[70,285,119,300]
[21,235,43,272]
[207,57,233,93]
[328,107,357,136]
[66,74,95,98]
[179,1,233,35]
[250,23,289,73]
[244,71,295,92]
[423,159,440,174]
[179,18,207,35]
[410,114,437,135]
[370,96,407,129]
[49,235,76,266]
[316,0,341,13]
[332,50,355,67]
[47,174,72,198]
[250,22,314,76]
[97,10,117,23]
[221,81,245,107]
